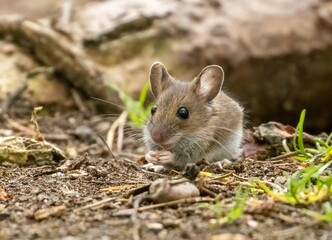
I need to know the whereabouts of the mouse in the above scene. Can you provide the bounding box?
[143,62,243,171]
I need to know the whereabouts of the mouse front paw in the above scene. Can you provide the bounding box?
[145,150,175,165]
[158,150,175,164]
[142,163,166,172]
[145,150,160,165]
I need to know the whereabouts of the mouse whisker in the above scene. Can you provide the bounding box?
[90,97,125,111]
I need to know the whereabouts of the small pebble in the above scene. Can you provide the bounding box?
[146,222,164,232]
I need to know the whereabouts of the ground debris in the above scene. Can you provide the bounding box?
[0,104,331,240]
[34,205,67,220]
[212,233,246,240]
[148,178,200,203]
[0,15,122,113]
[254,121,295,145]
[0,187,11,200]
[0,136,65,165]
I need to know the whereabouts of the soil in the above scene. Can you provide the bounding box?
[0,100,331,240]
[0,1,331,239]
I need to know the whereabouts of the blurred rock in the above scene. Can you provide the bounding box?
[77,0,332,131]
[1,0,331,131]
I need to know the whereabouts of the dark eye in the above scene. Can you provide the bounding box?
[176,107,189,119]
[151,105,157,115]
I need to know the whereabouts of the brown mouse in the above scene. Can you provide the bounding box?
[143,62,243,171]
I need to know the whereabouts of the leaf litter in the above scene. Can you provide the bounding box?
[0,106,331,240]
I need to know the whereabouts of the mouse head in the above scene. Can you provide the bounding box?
[149,62,224,102]
[147,62,224,149]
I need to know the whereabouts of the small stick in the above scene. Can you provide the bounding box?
[106,111,127,151]
[5,116,69,141]
[0,81,27,115]
[137,197,214,211]
[71,88,90,117]
[266,151,300,162]
[273,162,297,167]
[118,152,144,159]
[0,67,53,115]
[99,134,117,160]
[74,197,117,212]
[200,186,218,197]
[131,196,144,240]
[140,169,166,178]
[231,173,249,181]
[117,112,128,152]
[210,171,234,180]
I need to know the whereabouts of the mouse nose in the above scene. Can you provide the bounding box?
[151,129,168,143]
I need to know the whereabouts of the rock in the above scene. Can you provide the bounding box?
[1,0,332,131]
[77,0,332,131]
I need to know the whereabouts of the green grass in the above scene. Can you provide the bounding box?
[198,187,249,224]
[108,81,154,128]
[287,109,332,162]
[258,161,332,204]
[293,109,309,159]
[259,109,332,207]
[303,202,332,222]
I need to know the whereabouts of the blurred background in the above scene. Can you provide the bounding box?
[0,0,331,132]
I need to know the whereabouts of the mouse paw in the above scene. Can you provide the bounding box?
[142,163,166,172]
[157,150,175,165]
[215,159,232,169]
[145,151,160,165]
[145,150,175,165]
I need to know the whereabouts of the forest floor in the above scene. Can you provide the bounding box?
[0,101,331,240]
[0,0,331,239]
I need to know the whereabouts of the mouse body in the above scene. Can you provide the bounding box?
[143,62,243,171]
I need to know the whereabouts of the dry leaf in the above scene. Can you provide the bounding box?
[0,136,65,165]
[34,205,67,220]
[212,233,246,240]
[0,187,11,200]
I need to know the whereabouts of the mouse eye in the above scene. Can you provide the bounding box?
[176,107,189,119]
[151,105,157,115]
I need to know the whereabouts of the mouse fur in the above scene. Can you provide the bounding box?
[143,62,243,170]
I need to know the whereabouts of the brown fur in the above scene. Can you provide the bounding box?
[144,63,243,170]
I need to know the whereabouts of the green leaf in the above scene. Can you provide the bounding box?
[294,109,308,158]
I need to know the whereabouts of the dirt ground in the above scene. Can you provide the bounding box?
[0,1,331,239]
[0,99,331,240]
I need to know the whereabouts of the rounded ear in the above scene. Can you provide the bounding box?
[193,65,224,102]
[149,62,172,99]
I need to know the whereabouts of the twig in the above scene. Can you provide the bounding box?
[0,17,123,112]
[118,152,144,159]
[66,152,89,170]
[0,67,53,115]
[31,106,44,141]
[0,81,27,115]
[71,88,91,117]
[231,173,249,181]
[140,169,167,178]
[265,151,301,162]
[74,197,117,212]
[106,111,128,151]
[98,134,116,160]
[122,158,142,171]
[131,196,144,240]
[210,171,234,180]
[117,112,128,152]
[137,197,214,211]
[273,162,297,167]
[4,116,69,141]
[200,186,218,197]
[53,0,74,36]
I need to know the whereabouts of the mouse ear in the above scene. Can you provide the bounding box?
[149,62,172,99]
[193,65,224,102]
